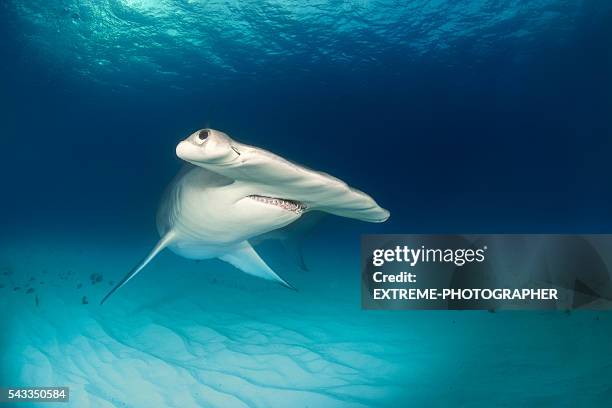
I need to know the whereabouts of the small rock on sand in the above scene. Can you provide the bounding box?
[90,273,103,285]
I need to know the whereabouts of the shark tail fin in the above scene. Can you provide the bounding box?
[100,230,176,305]
[220,241,297,291]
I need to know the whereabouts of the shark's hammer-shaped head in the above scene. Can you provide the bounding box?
[176,128,241,166]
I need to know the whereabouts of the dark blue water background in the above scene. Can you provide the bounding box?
[1,1,611,236]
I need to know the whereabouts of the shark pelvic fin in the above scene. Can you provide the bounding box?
[219,241,297,291]
[100,230,177,305]
[281,237,308,271]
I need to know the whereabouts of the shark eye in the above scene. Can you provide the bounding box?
[197,129,210,142]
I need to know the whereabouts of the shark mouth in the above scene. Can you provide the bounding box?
[248,195,306,215]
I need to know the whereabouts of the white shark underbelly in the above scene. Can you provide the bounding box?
[157,165,302,258]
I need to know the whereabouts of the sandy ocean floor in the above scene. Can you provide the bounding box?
[1,232,611,407]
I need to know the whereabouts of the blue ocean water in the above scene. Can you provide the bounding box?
[1,1,612,407]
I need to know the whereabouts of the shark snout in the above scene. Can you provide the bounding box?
[176,129,241,166]
[176,140,196,160]
[176,129,213,158]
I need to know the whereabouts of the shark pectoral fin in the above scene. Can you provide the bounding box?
[100,231,176,305]
[219,241,297,291]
